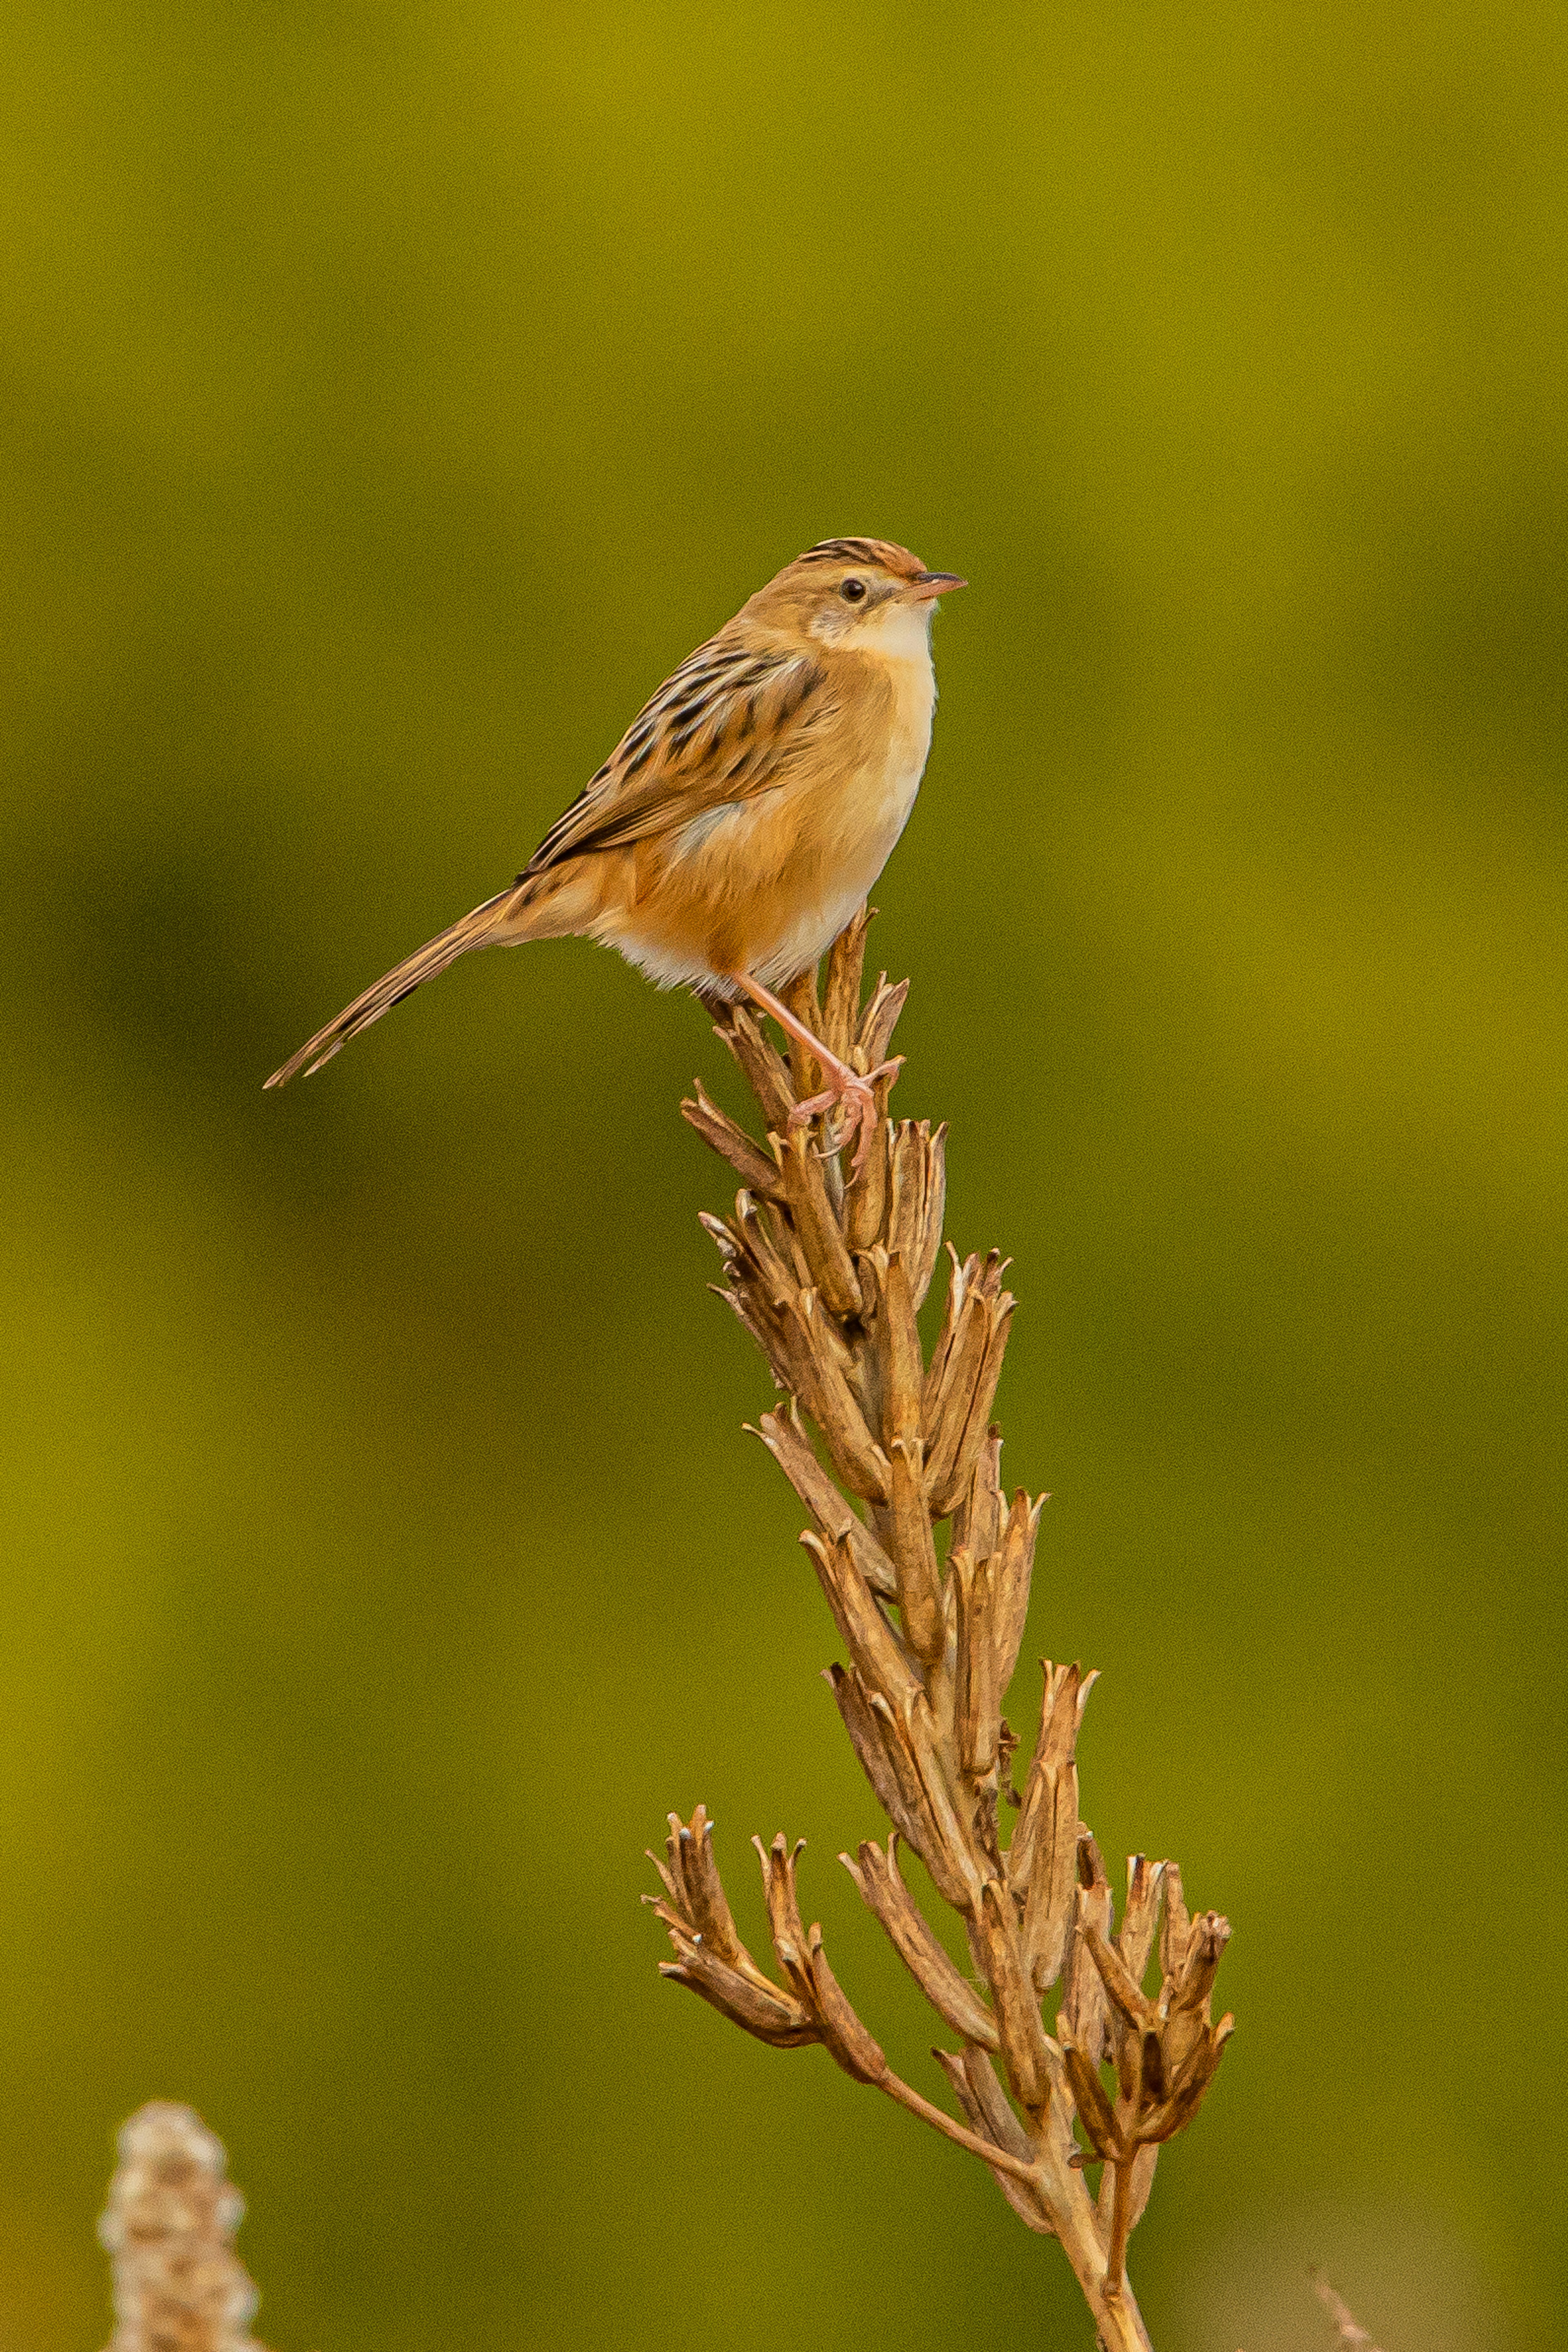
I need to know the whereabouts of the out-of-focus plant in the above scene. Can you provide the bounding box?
[648,910,1233,2351]
[99,2102,269,2352]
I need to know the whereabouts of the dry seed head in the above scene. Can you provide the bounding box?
[657,909,1236,2352]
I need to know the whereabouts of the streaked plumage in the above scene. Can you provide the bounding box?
[265,536,964,1164]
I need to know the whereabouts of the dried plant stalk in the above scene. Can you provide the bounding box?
[98,2102,269,2352]
[649,911,1234,2351]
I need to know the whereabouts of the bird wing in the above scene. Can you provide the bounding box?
[521,638,836,877]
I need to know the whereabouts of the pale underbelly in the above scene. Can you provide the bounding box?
[601,762,922,993]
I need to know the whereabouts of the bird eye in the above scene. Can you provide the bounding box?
[839,577,868,602]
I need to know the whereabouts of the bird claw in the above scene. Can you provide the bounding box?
[788,1057,904,1179]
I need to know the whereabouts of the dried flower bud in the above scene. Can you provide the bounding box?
[751,1403,900,1601]
[801,1532,920,1706]
[820,904,873,1061]
[951,2042,1038,2167]
[842,1836,1000,2050]
[658,1929,820,2047]
[736,1187,810,1298]
[748,1837,888,2083]
[1012,1663,1092,1994]
[1171,1909,1230,2019]
[1116,1856,1167,1993]
[1081,1915,1157,2107]
[843,1113,891,1254]
[1160,1862,1193,1981]
[953,1548,999,1779]
[786,1297,891,1502]
[706,1192,811,1386]
[887,1437,944,1663]
[754,1834,814,1996]
[1058,1833,1115,2070]
[716,1002,797,1131]
[779,964,826,1102]
[885,1121,947,1307]
[869,1247,924,1448]
[1082,1916,1157,2038]
[951,1428,1005,1571]
[924,1254,1014,1517]
[655,1807,779,1993]
[932,2048,1055,2234]
[778,1125,863,1319]
[821,1665,924,1853]
[804,1924,888,2085]
[648,1810,820,2047]
[977,1880,1053,2115]
[902,1687,987,1912]
[922,1244,970,1398]
[682,1080,786,1199]
[858,972,910,1069]
[922,1255,988,1440]
[1160,1911,1233,2096]
[1057,2025,1123,2163]
[991,1485,1046,1700]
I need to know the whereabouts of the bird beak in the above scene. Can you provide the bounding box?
[909,570,967,601]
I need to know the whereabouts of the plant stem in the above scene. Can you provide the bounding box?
[1054,2182,1153,2352]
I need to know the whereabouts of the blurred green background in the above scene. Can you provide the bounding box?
[2,3,1564,2346]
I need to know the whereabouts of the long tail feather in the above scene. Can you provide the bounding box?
[264,884,524,1089]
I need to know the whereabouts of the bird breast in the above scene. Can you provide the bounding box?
[603,641,935,993]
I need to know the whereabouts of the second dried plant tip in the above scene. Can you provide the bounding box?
[99,2101,268,2352]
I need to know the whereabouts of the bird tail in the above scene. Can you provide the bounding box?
[264,882,532,1089]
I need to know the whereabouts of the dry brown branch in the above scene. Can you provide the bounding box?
[648,911,1234,2351]
[98,2103,270,2352]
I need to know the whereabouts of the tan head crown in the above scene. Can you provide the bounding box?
[795,536,930,579]
[743,537,966,640]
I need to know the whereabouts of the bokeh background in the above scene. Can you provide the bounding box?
[2,4,1564,2346]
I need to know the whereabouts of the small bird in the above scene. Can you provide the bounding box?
[265,536,965,1166]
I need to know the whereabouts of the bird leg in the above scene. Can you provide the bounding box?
[733,974,902,1178]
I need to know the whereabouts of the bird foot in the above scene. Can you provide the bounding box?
[789,1056,903,1178]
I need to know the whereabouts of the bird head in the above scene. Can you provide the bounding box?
[743,538,967,650]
